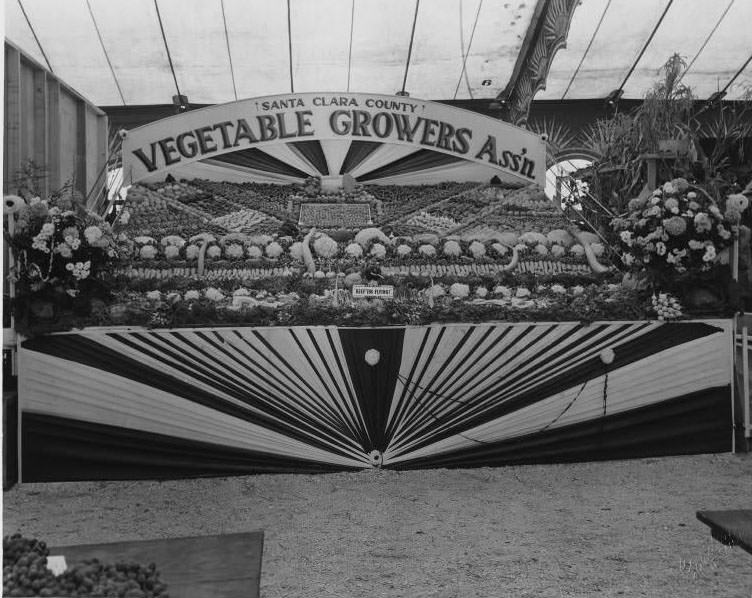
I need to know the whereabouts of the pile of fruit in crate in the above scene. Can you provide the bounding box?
[3,534,168,598]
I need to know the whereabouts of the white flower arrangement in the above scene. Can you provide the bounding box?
[160,235,186,248]
[313,234,339,258]
[225,244,245,259]
[550,284,567,294]
[370,243,387,259]
[426,284,445,298]
[571,285,585,295]
[418,244,437,257]
[515,287,531,298]
[475,286,489,298]
[354,227,391,248]
[205,287,225,302]
[534,244,548,256]
[206,245,222,259]
[443,240,462,257]
[84,225,103,245]
[570,244,585,256]
[550,244,566,257]
[265,241,283,258]
[396,244,412,257]
[55,243,73,258]
[146,290,162,301]
[246,245,263,259]
[184,290,200,301]
[547,229,574,247]
[139,245,158,259]
[519,231,548,246]
[164,245,180,259]
[345,242,363,258]
[65,260,91,280]
[494,285,511,297]
[449,283,470,298]
[233,287,251,296]
[652,292,683,320]
[289,241,304,261]
[468,241,486,259]
[491,242,508,256]
[185,244,200,260]
[3,194,26,214]
[344,272,362,287]
[727,193,749,213]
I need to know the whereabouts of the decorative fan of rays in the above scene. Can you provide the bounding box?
[19,321,731,481]
[157,138,507,186]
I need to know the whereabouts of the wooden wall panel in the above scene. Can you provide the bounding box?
[3,41,107,203]
[4,45,22,185]
[58,90,79,193]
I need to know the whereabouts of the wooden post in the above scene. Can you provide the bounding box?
[646,156,657,191]
[744,327,751,441]
[47,80,61,192]
[4,45,22,189]
[33,69,48,196]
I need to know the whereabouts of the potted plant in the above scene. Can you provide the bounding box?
[636,53,696,157]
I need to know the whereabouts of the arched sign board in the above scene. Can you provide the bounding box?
[122,93,546,187]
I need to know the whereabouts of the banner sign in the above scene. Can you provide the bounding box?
[122,93,546,185]
[352,285,395,298]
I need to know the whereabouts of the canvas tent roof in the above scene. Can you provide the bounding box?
[5,0,752,110]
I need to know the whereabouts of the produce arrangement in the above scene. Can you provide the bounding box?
[3,534,169,598]
[15,175,742,334]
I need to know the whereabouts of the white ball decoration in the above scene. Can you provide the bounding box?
[600,348,615,365]
[364,349,381,366]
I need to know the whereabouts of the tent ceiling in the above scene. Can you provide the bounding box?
[5,0,752,110]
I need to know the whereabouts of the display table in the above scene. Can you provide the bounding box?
[696,510,752,556]
[17,319,734,481]
[51,532,264,598]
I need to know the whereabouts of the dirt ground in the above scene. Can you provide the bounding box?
[4,453,752,598]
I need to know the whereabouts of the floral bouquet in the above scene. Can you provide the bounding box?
[610,178,745,287]
[4,192,118,332]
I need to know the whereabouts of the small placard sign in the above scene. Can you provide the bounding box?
[46,555,67,576]
[352,285,394,298]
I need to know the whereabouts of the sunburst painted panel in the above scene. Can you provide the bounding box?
[18,321,733,481]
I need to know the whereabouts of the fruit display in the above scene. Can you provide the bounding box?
[210,208,280,232]
[364,182,477,224]
[299,203,372,228]
[3,534,169,597]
